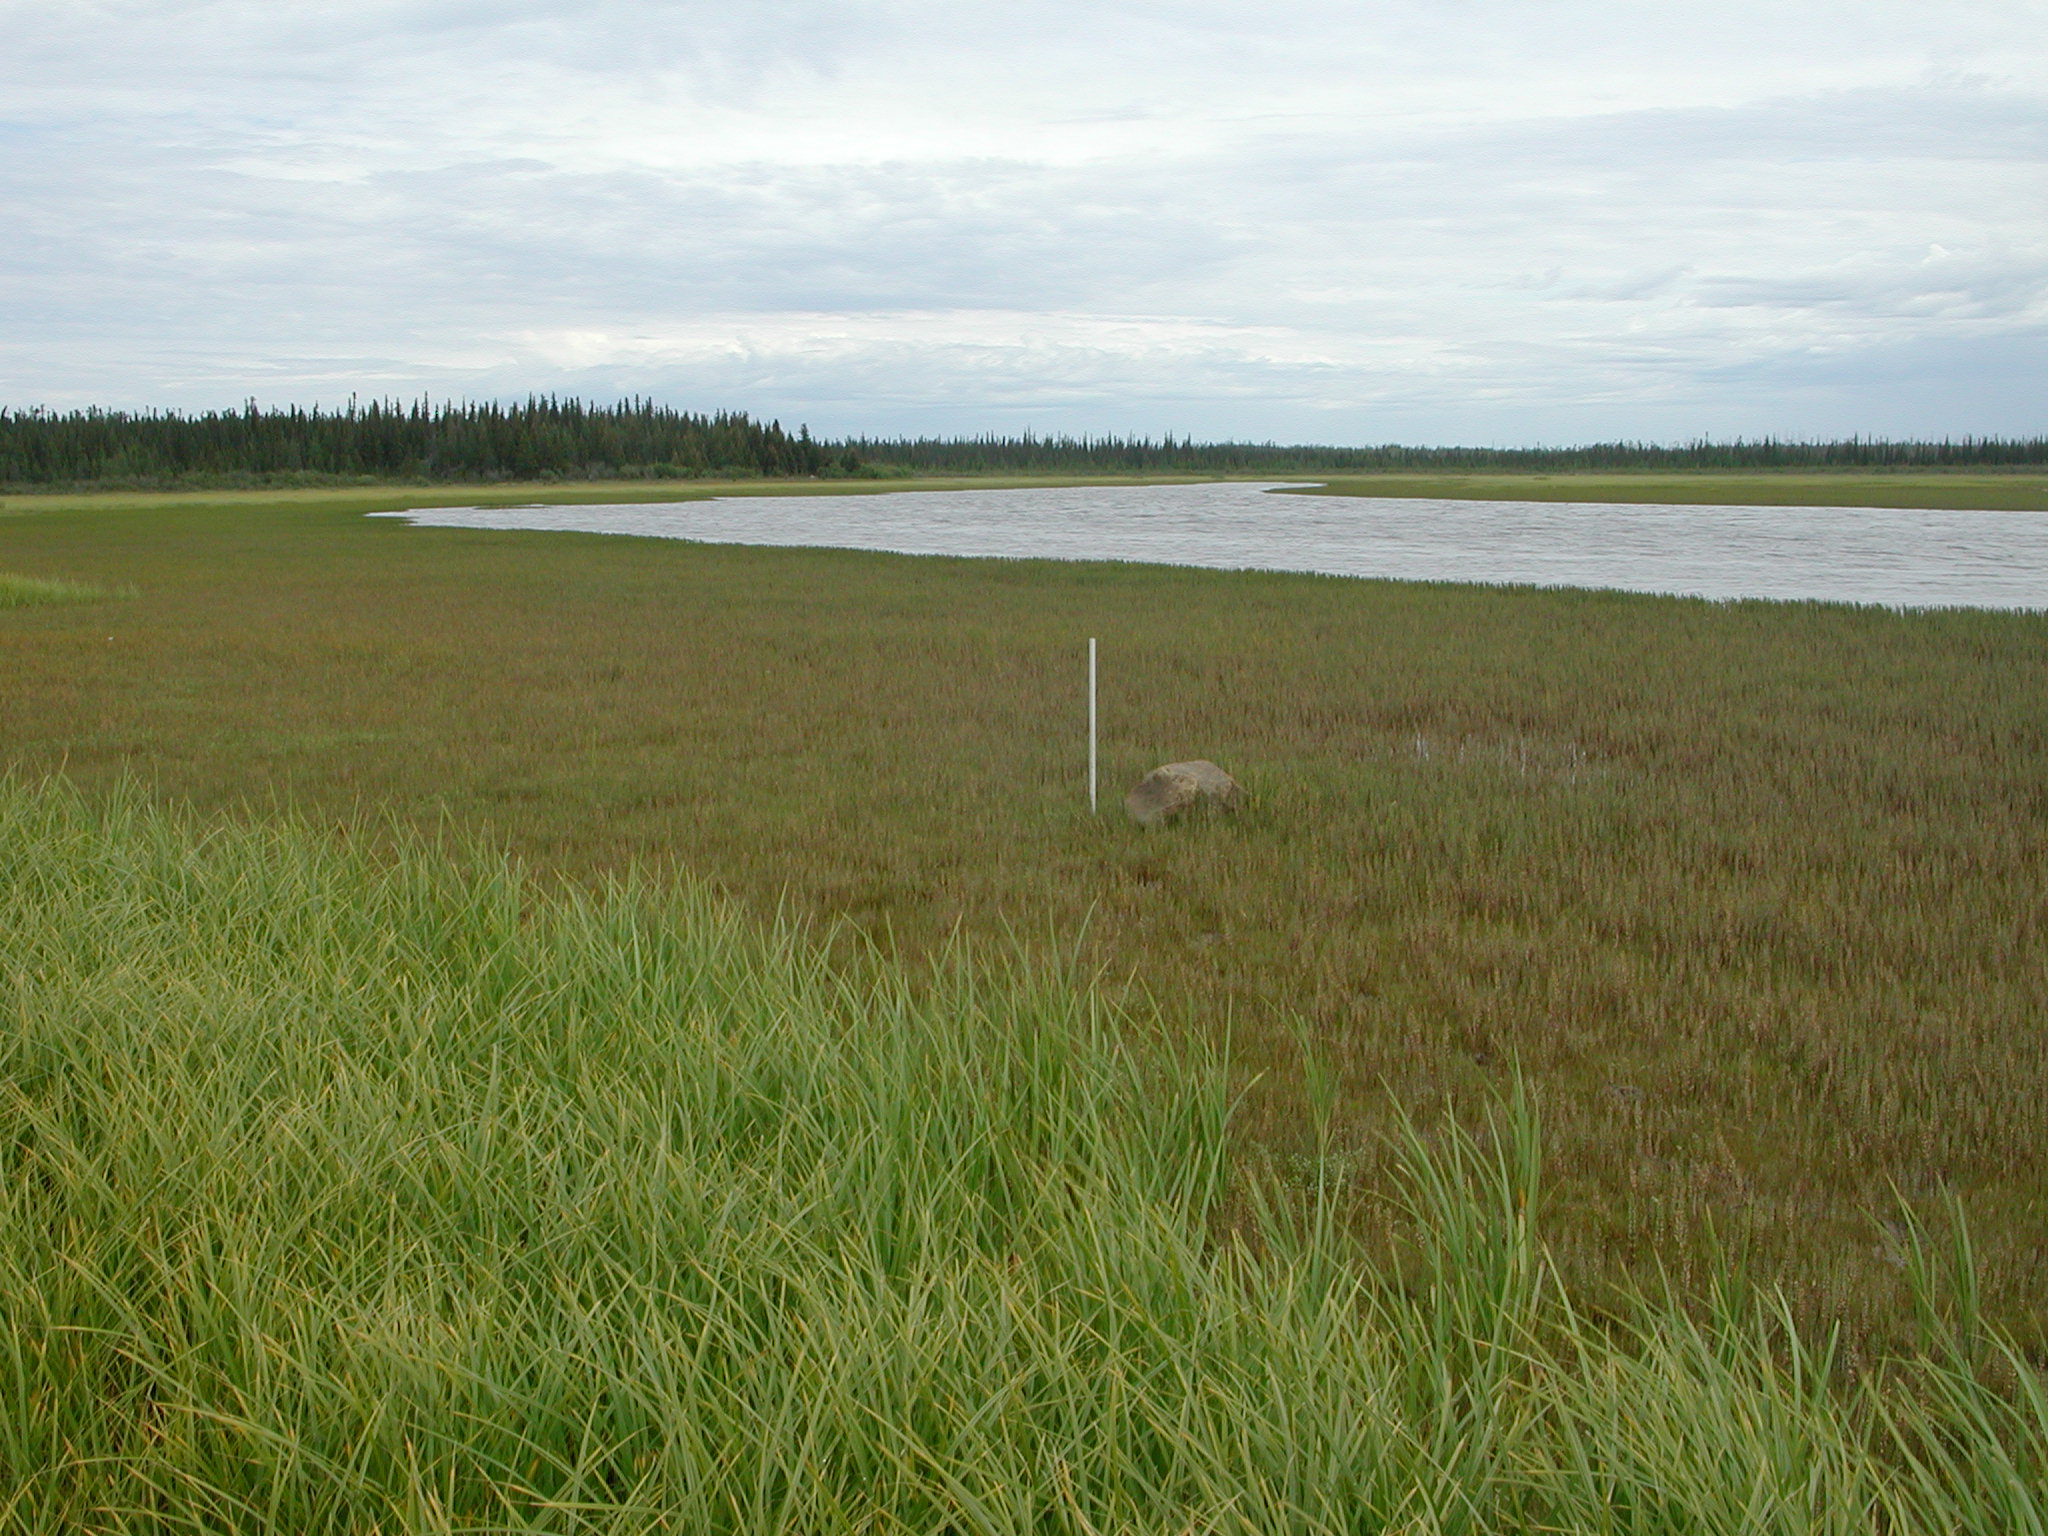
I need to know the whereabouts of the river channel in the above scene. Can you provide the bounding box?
[376,481,2048,610]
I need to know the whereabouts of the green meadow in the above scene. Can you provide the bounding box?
[1,473,2045,1524]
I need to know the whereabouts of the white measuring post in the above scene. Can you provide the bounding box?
[1088,637,1098,813]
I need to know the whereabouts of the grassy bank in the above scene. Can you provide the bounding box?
[2,483,2045,1349]
[6,466,2047,517]
[0,474,1217,517]
[1290,470,2048,511]
[2,779,2043,1531]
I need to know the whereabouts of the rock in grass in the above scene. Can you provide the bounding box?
[1124,760,1244,827]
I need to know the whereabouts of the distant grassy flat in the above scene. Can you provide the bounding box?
[8,467,2046,516]
[0,472,1222,517]
[4,479,2045,1347]
[1290,470,2048,511]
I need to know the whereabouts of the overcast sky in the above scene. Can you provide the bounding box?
[3,1,2043,444]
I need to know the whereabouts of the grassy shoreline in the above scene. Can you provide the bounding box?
[2,465,2046,515]
[4,778,2043,1530]
[0,474,1224,517]
[3,481,2045,1351]
[1291,469,2048,510]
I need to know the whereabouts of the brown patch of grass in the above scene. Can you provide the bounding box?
[4,483,2045,1348]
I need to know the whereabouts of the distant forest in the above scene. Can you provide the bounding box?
[2,398,2043,488]
[839,432,2048,475]
[0,400,831,487]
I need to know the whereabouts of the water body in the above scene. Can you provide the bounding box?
[375,481,2048,611]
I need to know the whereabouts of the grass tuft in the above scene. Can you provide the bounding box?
[0,572,127,608]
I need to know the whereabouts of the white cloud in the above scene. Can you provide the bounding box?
[1,1,2042,440]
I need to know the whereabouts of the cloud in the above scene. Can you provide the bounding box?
[1,1,2042,440]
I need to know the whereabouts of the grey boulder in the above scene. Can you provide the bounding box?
[1124,760,1245,827]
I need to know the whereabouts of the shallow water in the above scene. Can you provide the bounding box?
[375,482,2048,610]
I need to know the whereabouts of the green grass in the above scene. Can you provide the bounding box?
[0,473,1218,517]
[0,572,126,608]
[2,777,2043,1532]
[2,481,2046,1353]
[4,466,2042,515]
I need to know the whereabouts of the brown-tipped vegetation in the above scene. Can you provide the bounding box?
[3,779,2043,1530]
[2,482,2045,1350]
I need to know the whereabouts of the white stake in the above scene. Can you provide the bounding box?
[1088,637,1098,814]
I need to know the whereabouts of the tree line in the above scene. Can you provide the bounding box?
[0,399,831,487]
[847,431,2048,474]
[1,398,2041,488]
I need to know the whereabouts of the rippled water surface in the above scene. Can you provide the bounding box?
[377,482,2048,610]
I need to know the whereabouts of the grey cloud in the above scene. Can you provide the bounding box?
[2,2,2043,440]
[1689,256,2047,320]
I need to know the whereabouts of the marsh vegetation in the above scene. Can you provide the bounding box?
[2,482,2043,1358]
[3,780,2044,1531]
